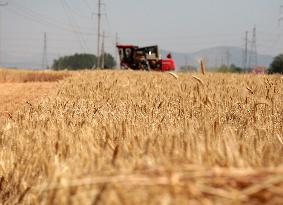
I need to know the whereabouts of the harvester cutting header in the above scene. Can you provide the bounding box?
[117,45,176,71]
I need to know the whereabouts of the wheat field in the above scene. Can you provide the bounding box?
[0,68,70,83]
[0,70,283,205]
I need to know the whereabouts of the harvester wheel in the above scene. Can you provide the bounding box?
[143,60,150,71]
[137,60,150,71]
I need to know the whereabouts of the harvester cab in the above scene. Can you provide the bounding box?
[117,44,176,71]
[136,46,160,70]
[117,45,138,69]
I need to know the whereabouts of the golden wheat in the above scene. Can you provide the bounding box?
[0,68,71,83]
[0,70,283,205]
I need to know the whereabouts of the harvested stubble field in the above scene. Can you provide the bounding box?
[0,69,283,205]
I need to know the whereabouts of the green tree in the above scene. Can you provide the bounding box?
[100,53,116,69]
[230,64,243,73]
[268,54,283,74]
[52,53,96,70]
[215,64,243,73]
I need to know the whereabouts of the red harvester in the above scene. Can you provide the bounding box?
[117,45,176,71]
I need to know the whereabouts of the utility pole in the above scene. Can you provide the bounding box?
[100,31,105,69]
[95,0,102,68]
[0,1,8,66]
[41,32,48,69]
[249,25,258,69]
[242,31,248,70]
[115,32,120,69]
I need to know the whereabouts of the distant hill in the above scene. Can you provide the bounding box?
[161,46,274,70]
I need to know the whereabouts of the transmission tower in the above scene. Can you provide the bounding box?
[242,31,249,70]
[248,25,258,69]
[41,32,48,69]
[0,1,8,66]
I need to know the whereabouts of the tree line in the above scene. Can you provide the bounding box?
[52,53,116,70]
[53,52,283,73]
[269,54,283,74]
[179,53,283,74]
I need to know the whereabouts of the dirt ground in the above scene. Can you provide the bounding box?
[0,82,56,124]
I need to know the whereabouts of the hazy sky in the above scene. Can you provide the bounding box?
[1,0,283,68]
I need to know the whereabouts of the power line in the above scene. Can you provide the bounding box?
[62,1,93,19]
[9,1,95,31]
[82,0,93,11]
[6,4,98,36]
[6,6,96,35]
[60,0,88,53]
[103,4,111,29]
[91,0,111,68]
[3,5,245,45]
